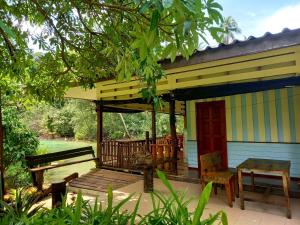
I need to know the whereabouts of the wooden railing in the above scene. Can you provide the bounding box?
[101,136,183,172]
[151,144,175,171]
[101,140,147,170]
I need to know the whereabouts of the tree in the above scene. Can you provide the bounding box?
[220,16,241,44]
[1,0,224,101]
[0,0,225,198]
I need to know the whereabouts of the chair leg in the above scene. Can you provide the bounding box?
[214,184,218,195]
[230,178,235,202]
[225,182,233,207]
[201,181,206,191]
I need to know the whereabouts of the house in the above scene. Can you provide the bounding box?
[65,28,300,179]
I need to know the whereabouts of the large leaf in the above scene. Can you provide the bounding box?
[192,182,212,225]
[0,20,15,39]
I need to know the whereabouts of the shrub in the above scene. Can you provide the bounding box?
[2,106,39,188]
[3,107,39,168]
[5,162,32,188]
[55,107,75,137]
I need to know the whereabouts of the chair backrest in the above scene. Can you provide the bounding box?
[25,146,95,167]
[200,151,223,174]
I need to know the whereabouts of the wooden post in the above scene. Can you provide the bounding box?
[144,131,153,193]
[169,96,177,174]
[145,131,150,153]
[151,104,156,144]
[96,101,103,168]
[0,94,4,201]
[51,181,66,208]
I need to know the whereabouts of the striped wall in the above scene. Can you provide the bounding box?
[185,86,300,177]
[186,86,300,143]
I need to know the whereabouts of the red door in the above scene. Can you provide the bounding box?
[196,101,228,172]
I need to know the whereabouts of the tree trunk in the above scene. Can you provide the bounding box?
[118,113,131,139]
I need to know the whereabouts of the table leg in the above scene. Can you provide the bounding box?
[238,169,244,210]
[282,173,291,219]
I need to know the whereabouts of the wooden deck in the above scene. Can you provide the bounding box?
[68,169,142,193]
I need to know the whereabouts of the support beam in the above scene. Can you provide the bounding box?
[169,96,177,174]
[96,101,103,168]
[0,95,4,200]
[151,104,156,144]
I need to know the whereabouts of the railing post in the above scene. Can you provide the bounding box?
[96,101,103,168]
[145,131,150,152]
[152,103,156,144]
[144,131,153,193]
[169,95,177,174]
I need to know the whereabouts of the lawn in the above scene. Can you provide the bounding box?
[38,139,97,185]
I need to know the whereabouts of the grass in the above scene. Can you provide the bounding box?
[39,139,97,153]
[38,139,97,185]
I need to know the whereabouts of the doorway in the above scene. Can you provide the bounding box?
[196,101,228,173]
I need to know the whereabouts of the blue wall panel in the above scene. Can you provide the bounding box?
[186,140,300,177]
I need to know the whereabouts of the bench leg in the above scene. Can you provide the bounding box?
[51,181,66,208]
[35,171,44,191]
[225,182,233,207]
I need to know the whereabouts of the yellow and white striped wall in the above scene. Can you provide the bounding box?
[186,86,300,143]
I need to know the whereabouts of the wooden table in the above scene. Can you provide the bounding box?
[237,158,291,218]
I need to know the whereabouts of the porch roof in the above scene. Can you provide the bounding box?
[65,28,300,113]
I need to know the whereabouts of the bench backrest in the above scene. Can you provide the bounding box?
[25,146,95,168]
[199,151,223,174]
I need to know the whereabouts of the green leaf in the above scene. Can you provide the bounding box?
[192,182,212,225]
[183,21,192,36]
[130,195,141,225]
[150,10,161,31]
[161,43,174,59]
[0,20,15,39]
[139,1,152,13]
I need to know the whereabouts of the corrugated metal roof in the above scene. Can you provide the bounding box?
[161,28,300,69]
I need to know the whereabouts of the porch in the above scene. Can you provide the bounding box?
[41,170,300,225]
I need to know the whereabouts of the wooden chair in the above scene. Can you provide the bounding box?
[200,151,235,207]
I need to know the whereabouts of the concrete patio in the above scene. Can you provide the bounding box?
[41,177,300,225]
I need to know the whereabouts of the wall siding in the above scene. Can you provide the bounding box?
[186,87,300,142]
[186,140,300,177]
[185,86,300,177]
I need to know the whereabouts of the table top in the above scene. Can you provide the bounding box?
[237,158,291,173]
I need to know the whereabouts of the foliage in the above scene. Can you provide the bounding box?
[0,0,224,103]
[71,100,97,140]
[0,189,43,224]
[2,106,39,168]
[0,170,227,225]
[22,99,184,140]
[5,162,32,188]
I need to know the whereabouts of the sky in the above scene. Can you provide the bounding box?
[218,0,300,39]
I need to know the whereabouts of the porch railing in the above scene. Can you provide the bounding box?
[101,136,183,172]
[101,140,147,170]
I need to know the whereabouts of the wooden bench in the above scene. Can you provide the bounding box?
[25,146,97,191]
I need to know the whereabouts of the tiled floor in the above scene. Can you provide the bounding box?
[43,178,300,225]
